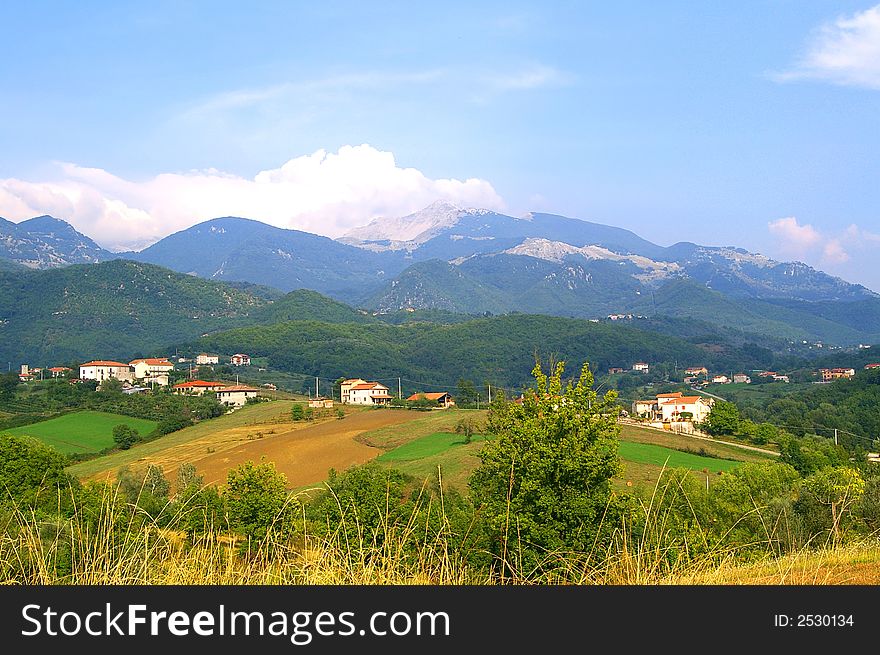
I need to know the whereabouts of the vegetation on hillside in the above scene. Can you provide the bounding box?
[1,358,877,586]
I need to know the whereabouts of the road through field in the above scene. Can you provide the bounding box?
[84,408,419,489]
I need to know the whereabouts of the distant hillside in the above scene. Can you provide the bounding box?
[252,289,374,325]
[191,313,783,391]
[130,216,407,301]
[0,260,270,363]
[0,215,116,268]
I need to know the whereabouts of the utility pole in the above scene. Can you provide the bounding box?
[488,383,492,404]
[398,377,402,399]
[834,428,839,446]
[315,376,319,398]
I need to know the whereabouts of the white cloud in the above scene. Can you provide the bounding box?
[775,4,880,89]
[767,216,822,254]
[768,217,880,266]
[0,145,504,250]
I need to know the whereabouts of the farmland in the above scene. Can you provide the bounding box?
[5,411,158,455]
[68,402,417,488]
[65,402,772,493]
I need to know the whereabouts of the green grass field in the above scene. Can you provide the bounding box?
[5,411,159,455]
[377,431,487,462]
[617,440,741,473]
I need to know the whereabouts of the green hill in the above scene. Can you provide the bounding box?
[0,260,271,363]
[192,313,725,391]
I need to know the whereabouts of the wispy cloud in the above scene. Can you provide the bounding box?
[0,145,504,250]
[183,70,447,117]
[773,4,880,89]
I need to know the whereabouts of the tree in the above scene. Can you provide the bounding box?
[454,417,481,444]
[469,360,624,574]
[456,378,479,407]
[0,371,20,400]
[224,460,292,543]
[112,424,140,450]
[0,434,75,510]
[702,400,741,436]
[100,377,124,394]
[779,434,848,476]
[291,403,305,421]
[800,467,865,542]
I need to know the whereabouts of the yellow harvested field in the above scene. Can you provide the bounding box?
[70,402,422,489]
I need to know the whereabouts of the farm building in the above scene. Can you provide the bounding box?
[230,353,251,366]
[173,380,229,396]
[342,379,393,405]
[308,397,335,409]
[79,361,135,382]
[406,392,455,408]
[196,353,219,365]
[215,384,259,407]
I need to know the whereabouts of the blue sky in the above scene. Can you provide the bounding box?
[1,1,879,290]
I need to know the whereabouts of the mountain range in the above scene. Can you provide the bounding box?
[2,202,878,345]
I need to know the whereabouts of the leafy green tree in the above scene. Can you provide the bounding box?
[224,460,292,543]
[456,378,479,407]
[112,424,140,450]
[307,463,411,546]
[100,377,124,394]
[469,361,624,574]
[291,403,305,421]
[779,434,848,476]
[0,371,20,401]
[702,400,741,436]
[708,461,800,549]
[0,434,75,511]
[454,416,481,444]
[799,467,865,542]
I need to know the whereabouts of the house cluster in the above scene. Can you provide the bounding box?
[632,391,715,426]
[756,371,790,383]
[817,367,856,382]
[173,380,259,407]
[339,377,455,409]
[79,358,175,387]
[194,353,251,366]
[17,364,72,382]
[681,366,790,386]
[607,362,650,374]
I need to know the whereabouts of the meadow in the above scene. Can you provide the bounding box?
[6,410,158,455]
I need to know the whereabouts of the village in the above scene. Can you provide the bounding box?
[13,353,461,412]
[11,350,880,431]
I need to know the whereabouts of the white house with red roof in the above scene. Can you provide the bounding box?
[216,384,259,407]
[79,360,135,382]
[343,379,393,405]
[173,380,229,396]
[230,353,251,366]
[130,358,175,385]
[659,394,714,423]
[632,391,713,423]
[48,366,72,378]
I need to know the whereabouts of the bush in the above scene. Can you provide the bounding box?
[112,424,140,450]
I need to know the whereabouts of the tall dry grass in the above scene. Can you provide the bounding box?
[1,474,876,586]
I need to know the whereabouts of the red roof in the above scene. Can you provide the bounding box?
[130,358,173,366]
[865,363,880,369]
[80,360,130,368]
[174,380,228,389]
[656,392,683,398]
[661,396,703,405]
[216,385,259,392]
[351,382,388,390]
[407,392,450,401]
[49,367,71,372]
